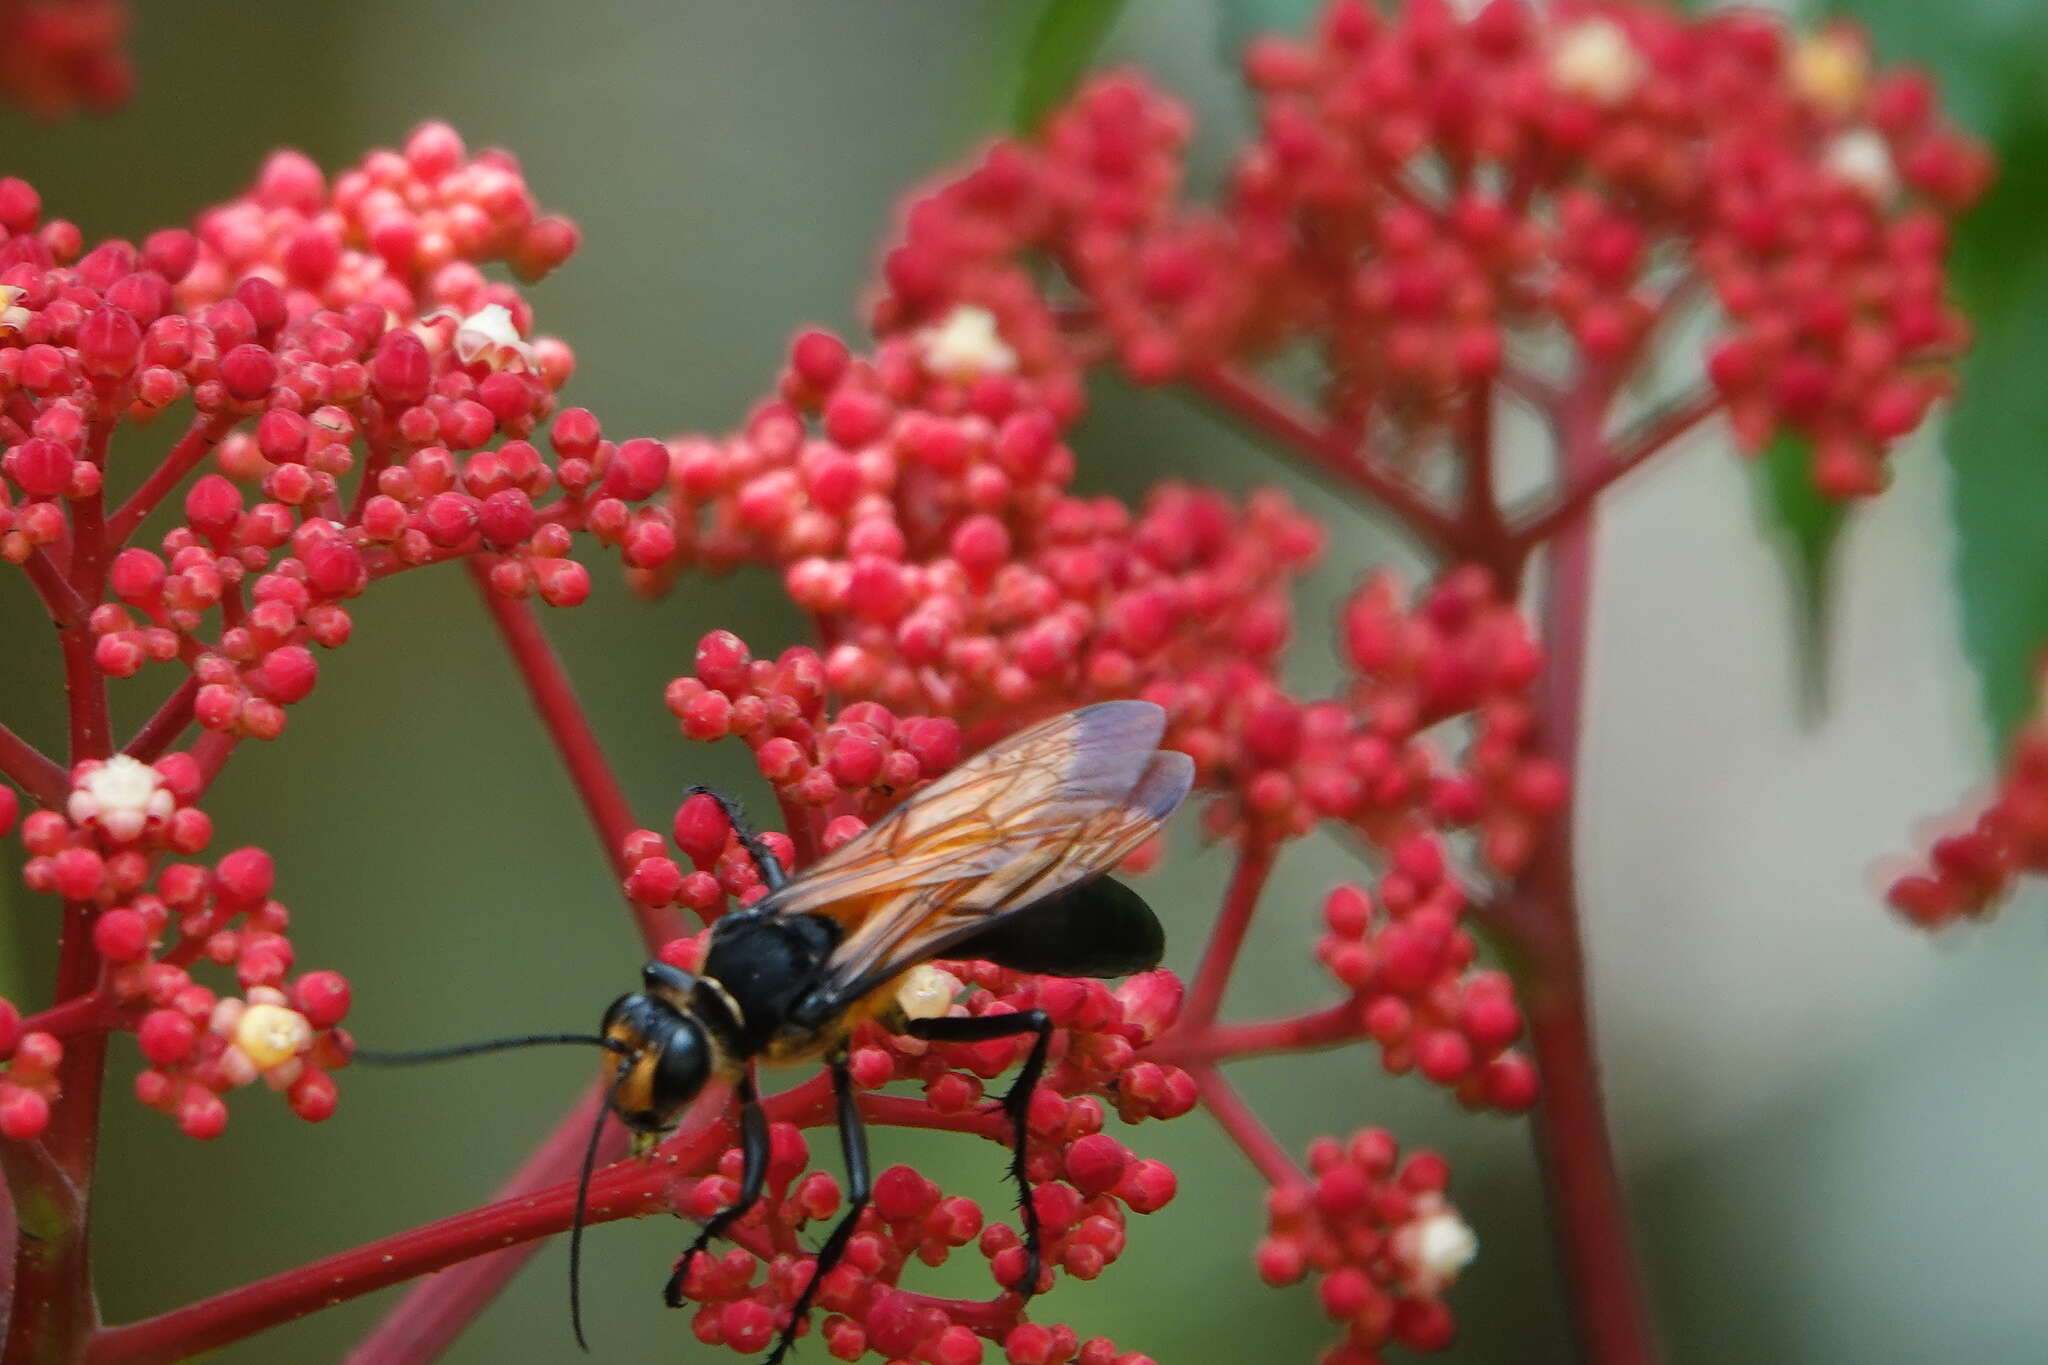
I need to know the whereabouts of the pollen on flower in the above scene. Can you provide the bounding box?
[894,964,962,1021]
[1547,18,1644,107]
[1790,28,1870,117]
[232,1001,312,1070]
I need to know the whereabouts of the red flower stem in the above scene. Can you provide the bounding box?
[1185,364,1462,553]
[1190,1065,1301,1189]
[0,719,68,809]
[1179,837,1275,1031]
[22,548,90,626]
[1145,1001,1361,1066]
[1514,386,1720,547]
[55,628,112,767]
[18,993,120,1042]
[83,1072,862,1365]
[2,1136,94,1365]
[465,563,680,952]
[334,570,683,1360]
[345,562,693,1361]
[68,414,116,599]
[190,731,237,794]
[1497,374,1659,1365]
[105,415,233,545]
[342,1083,628,1365]
[121,676,198,762]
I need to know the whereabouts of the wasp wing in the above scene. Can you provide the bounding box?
[760,701,1193,1007]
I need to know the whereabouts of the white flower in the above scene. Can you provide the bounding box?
[453,303,536,370]
[1397,1207,1479,1293]
[917,306,1017,383]
[1549,19,1645,107]
[1825,128,1899,202]
[67,754,173,842]
[895,964,963,1021]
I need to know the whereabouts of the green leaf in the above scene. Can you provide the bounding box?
[1833,0,2048,744]
[1011,0,1132,133]
[1751,434,1846,721]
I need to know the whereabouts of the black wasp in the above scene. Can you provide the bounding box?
[360,699,1193,1363]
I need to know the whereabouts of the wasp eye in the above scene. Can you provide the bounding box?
[651,1018,710,1111]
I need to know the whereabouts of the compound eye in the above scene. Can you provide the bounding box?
[641,961,695,996]
[651,1022,710,1111]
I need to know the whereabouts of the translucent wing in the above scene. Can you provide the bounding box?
[760,701,1194,1005]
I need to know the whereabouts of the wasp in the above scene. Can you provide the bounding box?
[360,700,1193,1363]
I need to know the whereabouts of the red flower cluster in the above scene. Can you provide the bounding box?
[7,754,348,1138]
[0,122,660,1142]
[1165,566,1559,869]
[871,1,1983,495]
[0,0,130,117]
[632,322,1320,739]
[1257,1128,1473,1362]
[1888,675,2048,927]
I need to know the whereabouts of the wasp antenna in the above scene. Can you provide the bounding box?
[571,1058,633,1352]
[353,1033,626,1065]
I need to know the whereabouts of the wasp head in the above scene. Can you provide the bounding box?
[600,962,714,1145]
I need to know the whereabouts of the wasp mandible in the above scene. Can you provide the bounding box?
[360,700,1193,1363]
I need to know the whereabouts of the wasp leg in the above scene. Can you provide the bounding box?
[684,783,789,891]
[904,1009,1053,1300]
[764,1053,870,1365]
[664,1068,768,1307]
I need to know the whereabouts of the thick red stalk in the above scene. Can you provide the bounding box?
[1494,375,1658,1365]
[465,563,680,951]
[1146,1002,1360,1066]
[120,678,197,763]
[82,1070,1032,1363]
[0,721,67,810]
[1,1139,91,1365]
[1515,387,1720,547]
[1178,837,1275,1032]
[1200,364,1671,1363]
[342,1084,626,1365]
[1186,365,1462,553]
[337,567,682,1362]
[104,416,231,545]
[1191,1066,1301,1189]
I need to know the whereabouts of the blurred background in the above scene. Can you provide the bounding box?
[1,1,2046,1360]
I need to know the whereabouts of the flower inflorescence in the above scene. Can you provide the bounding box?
[0,2,1994,1362]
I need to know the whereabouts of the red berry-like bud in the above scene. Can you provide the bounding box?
[138,1008,197,1065]
[78,306,142,379]
[215,847,275,906]
[0,1086,50,1140]
[288,1069,339,1122]
[219,344,277,401]
[93,907,150,961]
[370,331,432,407]
[177,1086,228,1139]
[295,970,352,1028]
